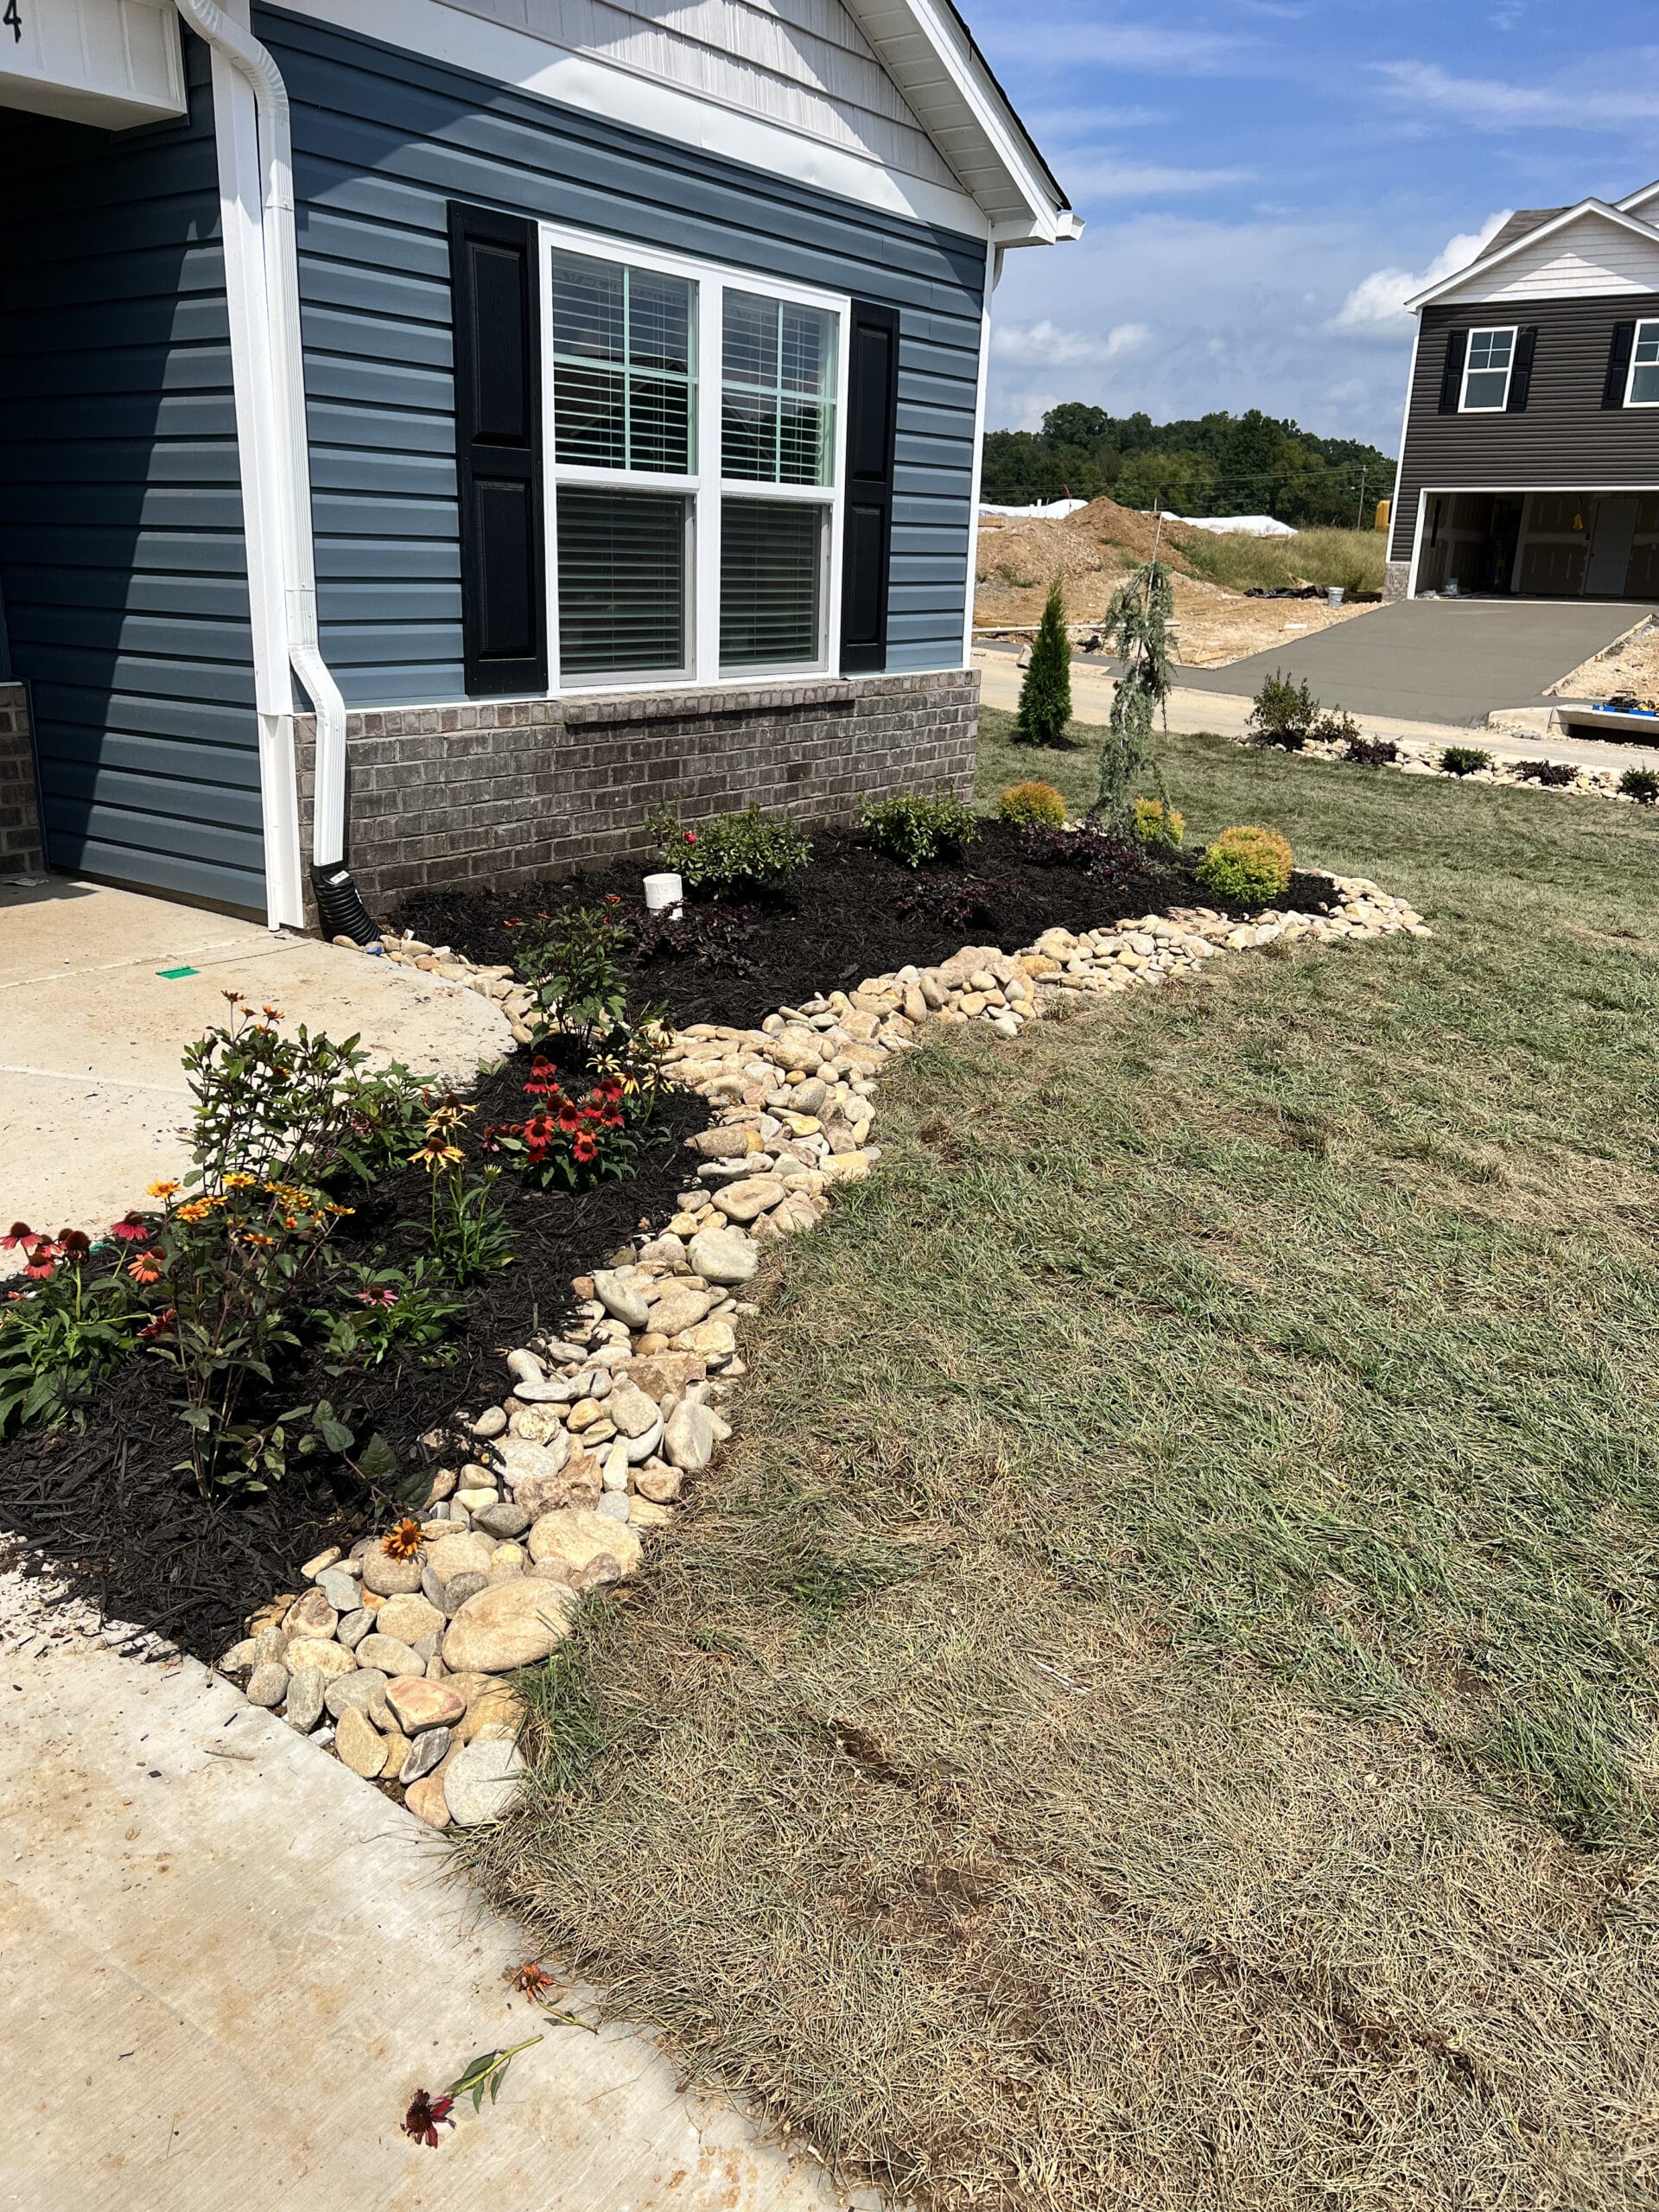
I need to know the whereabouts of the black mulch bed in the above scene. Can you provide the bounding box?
[0,1056,709,1666]
[397,820,1343,1033]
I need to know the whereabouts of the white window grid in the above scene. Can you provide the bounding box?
[538,223,851,696]
[1628,319,1659,409]
[1460,326,1517,413]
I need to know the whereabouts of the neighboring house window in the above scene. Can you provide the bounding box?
[1630,320,1659,406]
[1461,327,1516,410]
[543,228,845,691]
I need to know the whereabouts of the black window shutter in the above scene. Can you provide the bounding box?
[1506,326,1536,411]
[448,202,546,696]
[1438,329,1467,413]
[839,301,899,674]
[1604,321,1637,410]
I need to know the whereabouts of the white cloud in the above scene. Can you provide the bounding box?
[1332,210,1512,334]
[1063,158,1256,200]
[994,319,1152,367]
[1372,58,1659,127]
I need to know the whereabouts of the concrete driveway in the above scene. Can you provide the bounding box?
[1166,597,1644,725]
[0,878,508,1256]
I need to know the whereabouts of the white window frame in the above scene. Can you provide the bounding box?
[1628,318,1659,409]
[1460,325,1517,413]
[538,222,850,697]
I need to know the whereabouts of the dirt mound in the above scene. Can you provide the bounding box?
[976,497,1206,599]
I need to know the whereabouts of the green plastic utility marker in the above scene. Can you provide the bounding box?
[156,965,199,979]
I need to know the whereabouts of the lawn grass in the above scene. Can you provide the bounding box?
[473,728,1659,2209]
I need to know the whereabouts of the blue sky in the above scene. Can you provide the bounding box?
[970,2,1659,454]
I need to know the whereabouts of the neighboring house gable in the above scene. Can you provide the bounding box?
[1432,209,1659,305]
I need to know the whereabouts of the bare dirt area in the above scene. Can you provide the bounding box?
[974,496,1382,668]
[1550,614,1659,702]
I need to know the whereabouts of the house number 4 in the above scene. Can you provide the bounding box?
[3,2,21,46]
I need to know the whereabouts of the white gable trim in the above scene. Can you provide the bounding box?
[1408,200,1659,308]
[271,0,1075,243]
[1618,181,1659,217]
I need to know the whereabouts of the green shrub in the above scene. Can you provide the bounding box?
[1132,797,1185,851]
[1619,766,1659,805]
[649,803,811,899]
[514,899,630,1050]
[1440,747,1492,777]
[860,789,979,869]
[1194,824,1294,905]
[1014,577,1073,747]
[1246,670,1319,750]
[997,779,1068,828]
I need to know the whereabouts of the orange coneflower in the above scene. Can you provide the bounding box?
[381,1518,423,1562]
[506,1961,557,2004]
[127,1248,165,1286]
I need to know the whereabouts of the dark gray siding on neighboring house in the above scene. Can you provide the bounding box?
[1390,295,1659,564]
[0,37,262,910]
[253,4,986,703]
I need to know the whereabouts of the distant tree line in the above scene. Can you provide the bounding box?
[981,404,1395,527]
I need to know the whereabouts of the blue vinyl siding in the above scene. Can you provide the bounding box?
[255,4,985,703]
[0,36,263,912]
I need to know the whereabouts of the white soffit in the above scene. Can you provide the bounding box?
[1413,201,1659,308]
[0,0,185,127]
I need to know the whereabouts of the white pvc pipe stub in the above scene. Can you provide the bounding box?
[644,872,684,918]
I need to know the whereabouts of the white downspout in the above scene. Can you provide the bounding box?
[177,0,353,888]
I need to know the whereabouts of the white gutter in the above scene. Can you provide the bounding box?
[176,0,350,882]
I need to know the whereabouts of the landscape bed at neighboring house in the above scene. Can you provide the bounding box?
[0,810,1343,1667]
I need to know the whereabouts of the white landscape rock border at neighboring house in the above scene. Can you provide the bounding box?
[202,868,1428,1831]
[1252,731,1659,804]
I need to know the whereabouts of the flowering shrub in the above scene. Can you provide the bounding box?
[1194,824,1294,905]
[0,1225,147,1433]
[648,802,811,899]
[484,1065,632,1190]
[996,780,1068,828]
[860,789,979,869]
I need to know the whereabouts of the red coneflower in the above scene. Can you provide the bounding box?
[138,1307,175,1342]
[506,1960,557,2003]
[2,1223,35,1250]
[108,1213,151,1243]
[59,1230,91,1262]
[401,2088,455,2148]
[23,1239,59,1281]
[572,1133,599,1166]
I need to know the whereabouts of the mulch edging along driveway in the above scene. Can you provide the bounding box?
[207,868,1429,1830]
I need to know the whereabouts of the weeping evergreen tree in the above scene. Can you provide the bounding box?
[1092,555,1174,824]
[1014,577,1073,747]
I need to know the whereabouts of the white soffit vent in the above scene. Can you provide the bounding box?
[1,0,186,130]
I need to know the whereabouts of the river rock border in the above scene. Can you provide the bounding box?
[222,871,1429,1828]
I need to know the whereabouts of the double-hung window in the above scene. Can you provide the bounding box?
[543,228,846,693]
[1461,327,1516,411]
[1630,319,1659,407]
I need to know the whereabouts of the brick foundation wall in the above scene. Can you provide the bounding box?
[0,682,44,875]
[295,669,979,911]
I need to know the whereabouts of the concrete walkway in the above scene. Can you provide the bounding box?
[0,1627,848,2212]
[975,650,1659,773]
[0,879,508,1255]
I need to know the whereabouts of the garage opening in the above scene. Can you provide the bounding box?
[1416,491,1659,600]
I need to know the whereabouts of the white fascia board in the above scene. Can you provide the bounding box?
[1618,180,1659,214]
[1407,199,1659,308]
[842,0,1077,242]
[273,0,992,239]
